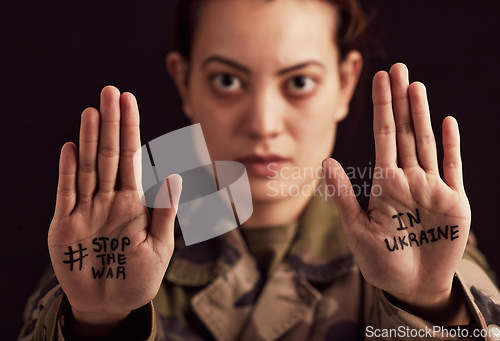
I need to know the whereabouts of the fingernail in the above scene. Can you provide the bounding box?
[322,158,331,169]
[167,174,182,211]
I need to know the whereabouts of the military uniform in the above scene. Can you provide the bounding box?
[19,194,500,340]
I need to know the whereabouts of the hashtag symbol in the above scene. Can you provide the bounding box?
[63,244,88,271]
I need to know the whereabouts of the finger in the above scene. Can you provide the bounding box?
[389,63,418,168]
[442,116,463,190]
[118,93,141,191]
[97,86,121,193]
[322,158,363,229]
[150,174,183,244]
[54,142,78,219]
[77,107,99,204]
[373,71,397,168]
[408,82,439,173]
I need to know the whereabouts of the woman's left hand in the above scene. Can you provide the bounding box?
[323,63,471,314]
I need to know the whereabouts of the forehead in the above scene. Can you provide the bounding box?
[191,0,339,69]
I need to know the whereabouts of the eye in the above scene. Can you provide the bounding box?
[286,76,316,94]
[212,74,242,92]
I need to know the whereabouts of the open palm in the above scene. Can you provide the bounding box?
[324,63,470,307]
[48,86,182,324]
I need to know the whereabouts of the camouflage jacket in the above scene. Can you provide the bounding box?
[19,195,500,340]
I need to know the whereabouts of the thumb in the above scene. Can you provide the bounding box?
[150,174,182,243]
[322,158,363,227]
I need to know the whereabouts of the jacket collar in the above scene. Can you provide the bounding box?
[166,193,354,286]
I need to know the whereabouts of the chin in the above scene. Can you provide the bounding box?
[247,177,284,203]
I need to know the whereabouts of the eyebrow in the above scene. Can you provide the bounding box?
[202,55,325,75]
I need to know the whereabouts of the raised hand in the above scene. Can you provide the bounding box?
[48,86,182,326]
[323,63,470,313]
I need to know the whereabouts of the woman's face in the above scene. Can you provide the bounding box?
[168,0,361,203]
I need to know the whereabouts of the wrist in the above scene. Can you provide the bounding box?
[386,276,472,326]
[390,286,453,310]
[63,305,131,341]
[71,307,131,325]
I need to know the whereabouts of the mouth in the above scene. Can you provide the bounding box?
[238,154,289,178]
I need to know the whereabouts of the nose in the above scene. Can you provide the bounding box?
[242,87,284,140]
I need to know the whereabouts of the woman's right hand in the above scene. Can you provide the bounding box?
[48,86,182,327]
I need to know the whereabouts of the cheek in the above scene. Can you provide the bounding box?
[293,119,336,164]
[191,113,235,159]
[290,93,340,163]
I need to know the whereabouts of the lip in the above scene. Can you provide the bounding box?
[238,154,289,177]
[239,154,288,163]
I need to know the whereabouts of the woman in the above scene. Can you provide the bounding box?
[19,0,500,340]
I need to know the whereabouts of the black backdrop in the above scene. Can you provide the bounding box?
[2,1,499,338]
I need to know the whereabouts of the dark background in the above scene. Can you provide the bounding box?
[2,1,499,339]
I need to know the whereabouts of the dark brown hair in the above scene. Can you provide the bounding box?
[170,0,366,62]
